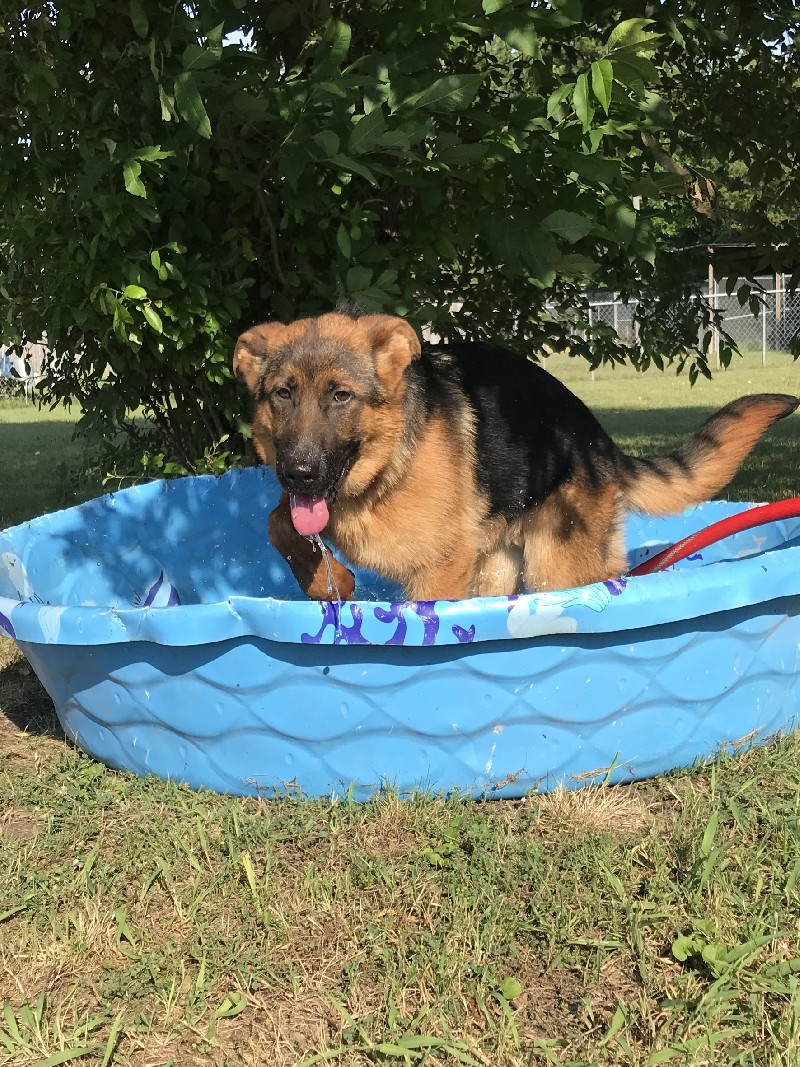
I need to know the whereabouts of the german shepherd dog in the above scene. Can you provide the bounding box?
[233,307,797,602]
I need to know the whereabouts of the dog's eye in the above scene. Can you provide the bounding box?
[273,386,292,401]
[332,389,353,405]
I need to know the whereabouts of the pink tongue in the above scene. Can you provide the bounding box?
[290,494,330,536]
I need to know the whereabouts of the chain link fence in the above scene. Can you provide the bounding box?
[583,293,640,347]
[706,275,800,364]
[571,275,800,366]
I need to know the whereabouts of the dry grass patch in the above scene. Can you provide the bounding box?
[528,783,653,840]
[0,899,116,1002]
[1,700,800,1066]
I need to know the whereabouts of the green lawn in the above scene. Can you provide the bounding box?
[557,349,800,502]
[0,398,96,529]
[1,353,800,1066]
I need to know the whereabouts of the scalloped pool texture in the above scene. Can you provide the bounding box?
[1,466,800,799]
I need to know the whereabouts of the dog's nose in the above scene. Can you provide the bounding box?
[280,457,318,492]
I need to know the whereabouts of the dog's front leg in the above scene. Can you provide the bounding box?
[268,494,356,601]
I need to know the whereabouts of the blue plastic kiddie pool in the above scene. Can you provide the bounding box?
[1,467,799,799]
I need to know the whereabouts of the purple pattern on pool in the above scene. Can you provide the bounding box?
[301,600,446,646]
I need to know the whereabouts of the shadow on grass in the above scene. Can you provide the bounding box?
[0,639,65,747]
[597,405,800,500]
[597,402,800,439]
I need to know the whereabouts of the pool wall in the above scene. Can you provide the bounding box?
[2,468,800,799]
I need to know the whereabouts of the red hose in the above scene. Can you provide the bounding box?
[628,497,800,576]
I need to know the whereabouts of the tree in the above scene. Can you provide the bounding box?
[1,1,799,475]
[643,4,800,253]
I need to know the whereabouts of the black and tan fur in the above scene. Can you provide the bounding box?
[233,309,798,601]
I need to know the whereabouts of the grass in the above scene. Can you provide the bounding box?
[1,349,800,1065]
[552,347,800,502]
[0,398,97,529]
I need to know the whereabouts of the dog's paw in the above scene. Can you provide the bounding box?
[306,558,356,601]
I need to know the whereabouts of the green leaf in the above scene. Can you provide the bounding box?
[2,1003,21,1043]
[494,14,540,58]
[553,0,582,22]
[206,22,224,49]
[0,903,30,922]
[312,130,340,159]
[541,209,593,243]
[182,43,222,71]
[646,1049,682,1066]
[143,306,163,333]
[482,0,509,12]
[482,210,561,283]
[587,127,604,152]
[401,74,482,114]
[135,144,173,162]
[328,153,379,184]
[547,82,573,119]
[174,72,212,139]
[536,0,582,27]
[627,173,684,197]
[33,1048,98,1067]
[266,4,298,32]
[590,59,613,113]
[123,285,147,300]
[572,72,593,131]
[559,252,599,276]
[100,1012,125,1067]
[641,89,673,125]
[700,809,719,857]
[439,142,488,165]
[346,266,372,291]
[206,992,246,1042]
[614,53,660,88]
[122,160,146,198]
[671,935,696,962]
[607,18,661,53]
[212,992,246,1019]
[336,224,351,259]
[130,0,148,38]
[377,130,412,152]
[499,976,523,1000]
[158,86,174,121]
[280,143,308,189]
[315,19,351,71]
[700,943,726,971]
[605,200,637,246]
[349,105,386,155]
[604,1005,627,1042]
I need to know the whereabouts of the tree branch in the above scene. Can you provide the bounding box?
[257,188,288,289]
[641,131,720,224]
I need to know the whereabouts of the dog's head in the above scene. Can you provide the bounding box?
[233,310,421,535]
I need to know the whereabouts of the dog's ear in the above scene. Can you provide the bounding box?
[233,329,266,393]
[233,323,291,393]
[362,315,421,393]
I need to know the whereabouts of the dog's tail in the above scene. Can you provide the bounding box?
[619,394,798,515]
